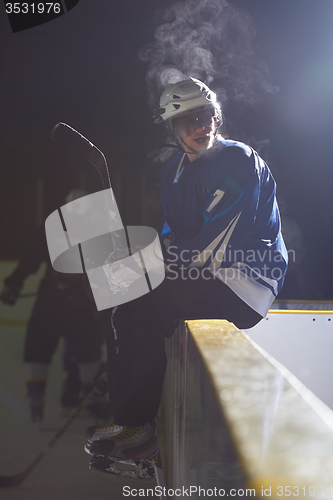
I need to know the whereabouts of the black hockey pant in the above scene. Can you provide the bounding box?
[100,269,263,427]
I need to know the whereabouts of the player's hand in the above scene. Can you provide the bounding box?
[103,250,141,295]
[104,262,141,295]
[0,285,21,306]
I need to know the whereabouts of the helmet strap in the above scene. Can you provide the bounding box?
[178,137,200,157]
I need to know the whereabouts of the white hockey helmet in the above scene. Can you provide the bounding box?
[159,77,222,131]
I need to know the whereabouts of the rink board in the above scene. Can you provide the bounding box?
[159,319,333,499]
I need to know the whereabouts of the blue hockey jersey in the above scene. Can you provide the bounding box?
[161,136,288,317]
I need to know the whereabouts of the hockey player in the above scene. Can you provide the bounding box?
[1,191,110,422]
[84,78,288,477]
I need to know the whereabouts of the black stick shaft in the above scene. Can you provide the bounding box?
[50,123,133,265]
[51,122,112,190]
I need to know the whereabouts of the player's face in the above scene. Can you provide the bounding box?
[172,108,216,161]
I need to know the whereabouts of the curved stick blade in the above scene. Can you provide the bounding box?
[50,122,111,190]
[51,122,94,159]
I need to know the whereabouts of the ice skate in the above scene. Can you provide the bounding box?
[84,422,123,454]
[89,454,157,481]
[88,419,158,481]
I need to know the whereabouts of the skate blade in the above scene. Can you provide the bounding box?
[89,456,156,481]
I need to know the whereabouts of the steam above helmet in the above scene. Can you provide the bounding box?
[159,77,222,130]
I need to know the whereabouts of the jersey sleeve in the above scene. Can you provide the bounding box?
[160,156,177,249]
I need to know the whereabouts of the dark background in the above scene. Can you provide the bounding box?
[1,0,332,300]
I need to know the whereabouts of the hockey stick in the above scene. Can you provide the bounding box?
[0,388,95,488]
[51,123,112,192]
[51,122,132,257]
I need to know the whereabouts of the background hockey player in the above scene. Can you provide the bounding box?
[1,189,110,422]
[84,78,288,476]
